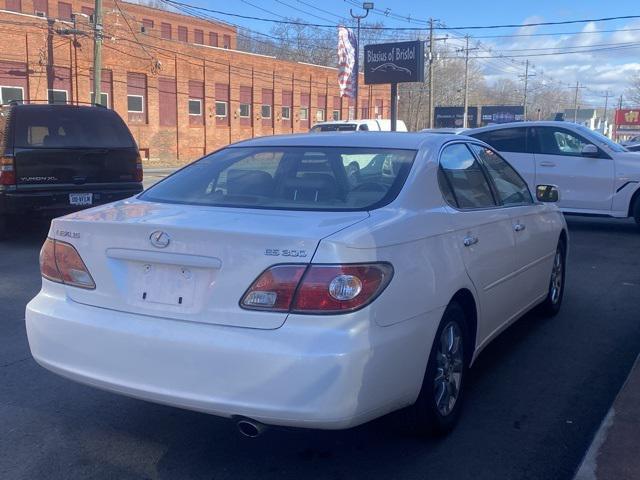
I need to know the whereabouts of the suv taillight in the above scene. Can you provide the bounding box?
[241,263,393,314]
[40,238,96,289]
[135,153,143,182]
[0,156,16,185]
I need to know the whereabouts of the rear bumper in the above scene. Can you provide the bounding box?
[0,184,143,215]
[25,283,441,429]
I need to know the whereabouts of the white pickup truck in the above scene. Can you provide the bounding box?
[310,119,408,132]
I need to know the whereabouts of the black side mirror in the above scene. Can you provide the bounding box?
[536,185,559,203]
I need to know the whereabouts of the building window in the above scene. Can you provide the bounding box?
[261,105,271,119]
[239,103,250,118]
[48,89,68,105]
[0,86,24,104]
[6,0,22,13]
[299,107,309,121]
[332,109,340,121]
[90,91,109,107]
[316,109,325,122]
[161,22,172,40]
[178,26,188,42]
[194,29,204,44]
[127,95,144,113]
[215,101,227,117]
[141,19,154,33]
[57,1,72,21]
[209,32,218,47]
[223,34,231,49]
[33,0,48,16]
[281,106,291,120]
[188,99,202,116]
[81,5,94,17]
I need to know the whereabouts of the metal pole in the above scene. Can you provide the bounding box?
[91,0,103,106]
[428,18,434,128]
[350,4,371,121]
[463,35,470,129]
[603,90,610,132]
[355,17,360,119]
[573,81,579,123]
[523,59,529,120]
[390,83,398,131]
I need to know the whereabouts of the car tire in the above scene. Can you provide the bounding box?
[538,240,566,317]
[633,196,640,228]
[406,301,469,436]
[0,214,8,240]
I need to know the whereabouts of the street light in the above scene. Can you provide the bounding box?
[350,2,373,120]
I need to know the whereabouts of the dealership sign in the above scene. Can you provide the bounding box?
[615,109,640,126]
[364,41,425,85]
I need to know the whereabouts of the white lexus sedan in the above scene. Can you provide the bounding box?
[26,133,567,437]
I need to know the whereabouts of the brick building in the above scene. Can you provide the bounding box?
[0,0,390,166]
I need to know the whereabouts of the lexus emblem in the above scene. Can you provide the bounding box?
[149,231,170,248]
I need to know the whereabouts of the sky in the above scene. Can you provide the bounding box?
[183,0,640,107]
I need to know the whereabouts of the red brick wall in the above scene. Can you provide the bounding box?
[0,4,390,166]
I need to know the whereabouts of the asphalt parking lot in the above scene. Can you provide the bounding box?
[1,215,639,480]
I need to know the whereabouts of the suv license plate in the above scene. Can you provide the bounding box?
[69,193,93,206]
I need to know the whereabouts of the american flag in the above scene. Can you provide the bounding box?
[337,26,357,98]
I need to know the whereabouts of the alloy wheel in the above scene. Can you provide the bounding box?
[434,321,464,417]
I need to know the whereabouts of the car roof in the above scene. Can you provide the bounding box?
[229,132,464,151]
[468,120,583,134]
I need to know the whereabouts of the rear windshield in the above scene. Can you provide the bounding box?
[14,108,136,149]
[310,124,358,132]
[141,146,417,211]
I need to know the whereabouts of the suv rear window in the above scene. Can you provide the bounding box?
[14,107,136,149]
[141,146,416,211]
[471,127,528,153]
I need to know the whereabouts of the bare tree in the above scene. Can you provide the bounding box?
[626,73,640,105]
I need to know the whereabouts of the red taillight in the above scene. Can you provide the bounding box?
[134,153,143,182]
[240,263,393,314]
[39,238,96,289]
[0,156,16,185]
[241,265,307,311]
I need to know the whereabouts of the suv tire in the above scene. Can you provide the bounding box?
[633,196,640,228]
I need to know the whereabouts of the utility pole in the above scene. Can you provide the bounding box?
[428,18,434,129]
[350,2,373,120]
[460,36,478,128]
[91,0,103,106]
[602,90,611,135]
[571,81,585,123]
[519,59,535,120]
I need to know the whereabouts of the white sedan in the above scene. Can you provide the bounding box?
[26,133,567,437]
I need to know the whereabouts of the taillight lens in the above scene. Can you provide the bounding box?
[0,156,16,185]
[240,263,393,314]
[39,238,96,289]
[241,265,306,311]
[135,153,143,182]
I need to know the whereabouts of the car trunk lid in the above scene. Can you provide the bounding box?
[51,199,368,329]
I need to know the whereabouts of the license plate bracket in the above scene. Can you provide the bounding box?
[136,263,196,307]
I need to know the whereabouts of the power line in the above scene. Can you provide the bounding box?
[159,0,640,32]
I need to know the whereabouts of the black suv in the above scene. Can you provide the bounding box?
[0,104,143,238]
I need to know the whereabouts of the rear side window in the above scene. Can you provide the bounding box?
[439,143,496,209]
[14,108,136,149]
[470,144,532,206]
[141,146,417,211]
[471,127,528,153]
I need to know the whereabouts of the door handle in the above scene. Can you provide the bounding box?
[514,223,526,232]
[539,161,556,167]
[463,235,479,247]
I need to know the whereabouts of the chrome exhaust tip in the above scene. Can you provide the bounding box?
[236,418,267,438]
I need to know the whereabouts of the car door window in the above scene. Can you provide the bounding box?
[536,127,592,156]
[470,127,528,153]
[470,144,533,206]
[439,143,497,209]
